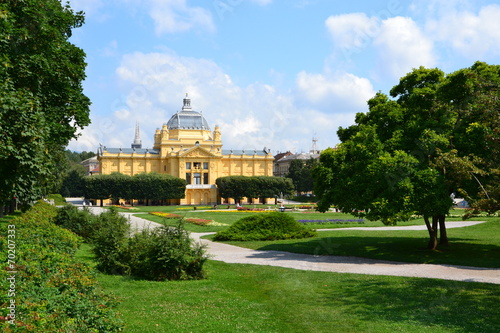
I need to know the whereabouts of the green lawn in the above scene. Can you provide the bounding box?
[206,218,500,268]
[73,214,500,333]
[131,207,473,232]
[89,258,499,333]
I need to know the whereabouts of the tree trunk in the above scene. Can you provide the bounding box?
[0,205,4,218]
[424,216,438,250]
[438,215,449,246]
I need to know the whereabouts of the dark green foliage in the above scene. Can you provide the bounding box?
[91,208,131,275]
[286,158,318,194]
[87,209,207,280]
[214,212,317,241]
[216,176,294,203]
[84,172,186,205]
[0,201,123,332]
[53,205,97,241]
[123,223,207,281]
[0,0,91,209]
[313,62,500,248]
[60,167,86,197]
[65,150,96,164]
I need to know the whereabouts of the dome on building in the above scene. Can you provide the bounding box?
[166,94,210,130]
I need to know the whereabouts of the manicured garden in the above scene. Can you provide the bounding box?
[84,251,499,333]
[206,218,500,268]
[3,202,499,332]
[114,204,473,233]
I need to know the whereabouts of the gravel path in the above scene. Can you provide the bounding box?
[191,232,500,284]
[66,199,500,284]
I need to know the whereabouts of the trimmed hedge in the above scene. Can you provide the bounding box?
[214,212,317,241]
[0,201,123,332]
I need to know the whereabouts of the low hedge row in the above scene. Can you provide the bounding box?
[0,201,123,332]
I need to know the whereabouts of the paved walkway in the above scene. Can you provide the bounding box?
[66,198,500,284]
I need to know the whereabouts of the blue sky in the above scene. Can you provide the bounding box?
[67,0,500,154]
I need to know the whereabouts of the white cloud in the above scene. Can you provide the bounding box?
[114,108,130,120]
[70,50,367,153]
[425,4,500,59]
[149,0,215,35]
[325,13,379,52]
[295,71,375,112]
[373,16,435,79]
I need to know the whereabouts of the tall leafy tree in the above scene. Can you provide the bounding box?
[286,158,318,194]
[314,62,500,250]
[0,0,90,212]
[216,176,294,204]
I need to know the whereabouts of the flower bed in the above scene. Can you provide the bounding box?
[184,218,228,226]
[298,205,316,209]
[237,207,266,212]
[212,209,275,213]
[298,219,365,224]
[185,218,213,226]
[150,212,182,219]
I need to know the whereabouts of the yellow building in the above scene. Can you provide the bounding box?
[98,95,274,205]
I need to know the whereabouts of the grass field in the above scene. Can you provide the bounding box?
[4,203,498,333]
[205,218,500,268]
[74,244,500,333]
[126,206,473,232]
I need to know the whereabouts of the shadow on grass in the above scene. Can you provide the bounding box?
[254,236,500,268]
[315,278,500,332]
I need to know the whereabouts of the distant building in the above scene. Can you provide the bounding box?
[273,152,320,177]
[98,95,274,205]
[80,156,99,176]
[131,121,142,149]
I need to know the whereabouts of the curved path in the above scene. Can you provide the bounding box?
[66,199,500,284]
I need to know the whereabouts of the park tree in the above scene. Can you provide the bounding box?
[216,176,294,204]
[0,0,90,213]
[286,158,318,194]
[83,173,186,206]
[313,62,500,250]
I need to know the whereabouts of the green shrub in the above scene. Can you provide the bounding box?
[123,222,208,281]
[214,212,317,241]
[53,205,97,241]
[46,193,66,205]
[0,201,123,332]
[92,207,131,275]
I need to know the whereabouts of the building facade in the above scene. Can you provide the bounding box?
[273,152,320,177]
[98,95,274,205]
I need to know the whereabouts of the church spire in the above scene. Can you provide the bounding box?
[131,121,142,149]
[182,93,192,111]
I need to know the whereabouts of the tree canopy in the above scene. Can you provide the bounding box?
[286,158,318,194]
[84,173,186,206]
[313,62,500,249]
[0,0,90,212]
[216,176,294,203]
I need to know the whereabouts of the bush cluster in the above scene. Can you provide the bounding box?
[123,222,207,280]
[52,205,97,241]
[54,206,208,281]
[0,201,123,332]
[214,212,317,241]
